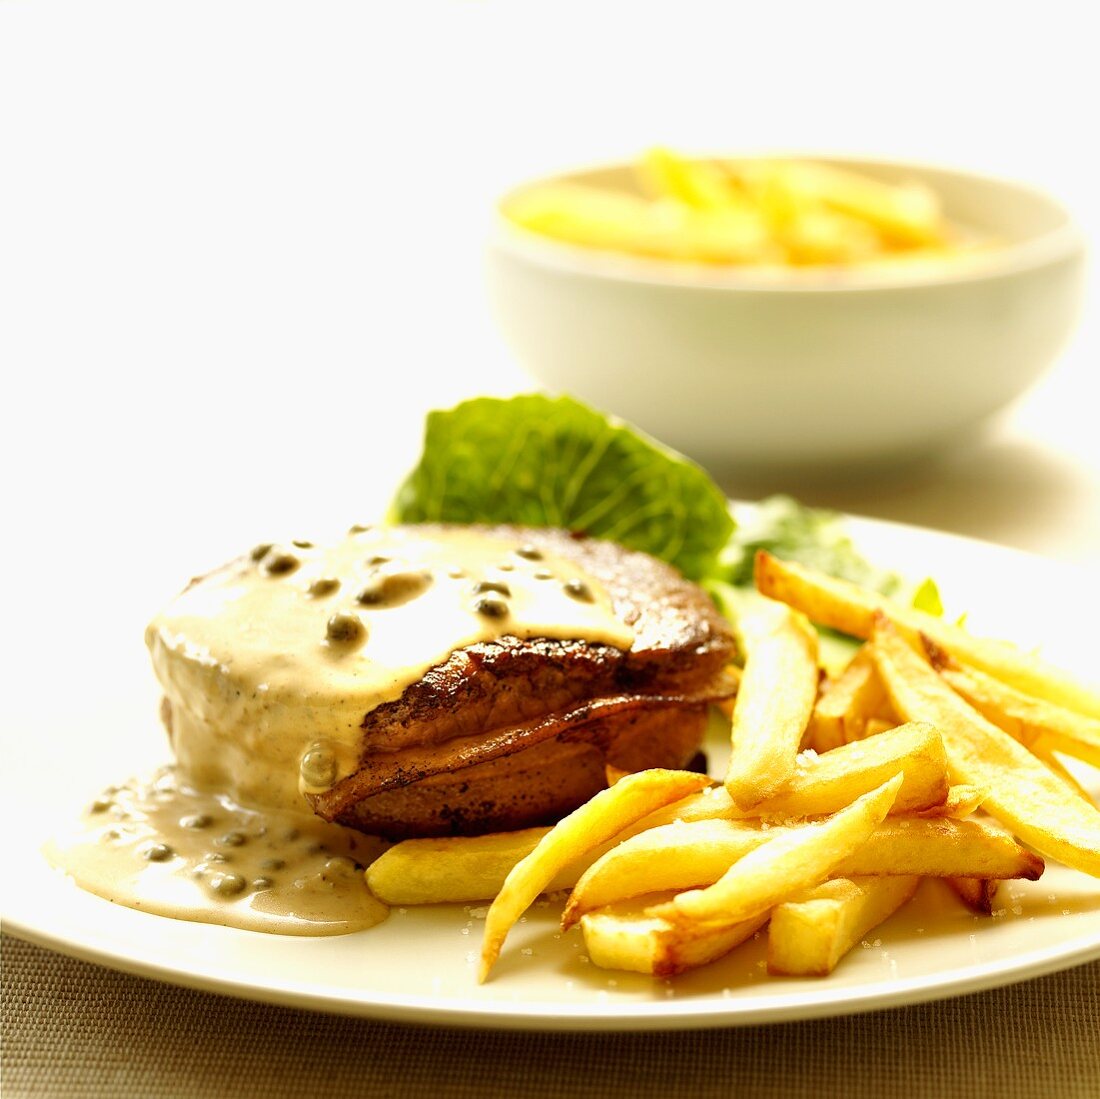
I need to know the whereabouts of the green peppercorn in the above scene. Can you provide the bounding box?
[474,595,509,619]
[326,613,365,645]
[563,579,593,602]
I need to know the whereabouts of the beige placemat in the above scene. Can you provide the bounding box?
[3,934,1098,1099]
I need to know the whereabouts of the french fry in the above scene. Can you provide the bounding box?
[564,818,768,928]
[807,645,895,749]
[755,551,1100,720]
[580,894,768,977]
[563,813,1042,925]
[507,151,983,269]
[929,644,1100,771]
[368,783,742,906]
[831,816,1042,880]
[775,161,948,248]
[674,209,782,265]
[641,147,743,212]
[504,178,779,265]
[628,784,734,831]
[637,722,947,827]
[478,768,710,981]
[863,718,898,738]
[1028,741,1096,805]
[781,207,882,266]
[910,784,988,819]
[870,616,1100,877]
[945,877,1000,915]
[733,722,947,818]
[724,600,819,808]
[368,827,550,905]
[505,183,661,255]
[732,160,801,231]
[767,876,920,976]
[647,776,903,929]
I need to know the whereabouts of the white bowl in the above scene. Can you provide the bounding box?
[486,157,1085,477]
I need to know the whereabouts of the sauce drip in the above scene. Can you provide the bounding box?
[46,768,389,936]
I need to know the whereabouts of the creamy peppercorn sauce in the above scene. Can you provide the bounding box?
[47,526,636,935]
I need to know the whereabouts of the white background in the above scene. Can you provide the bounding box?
[1,0,1097,706]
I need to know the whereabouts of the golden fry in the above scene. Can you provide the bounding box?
[734,721,947,818]
[506,151,977,268]
[755,551,1100,720]
[945,877,1000,915]
[563,818,767,929]
[808,645,894,749]
[765,160,948,248]
[831,816,1042,880]
[870,616,1100,877]
[910,784,988,819]
[605,763,632,786]
[767,875,920,976]
[641,147,743,212]
[580,893,767,977]
[564,812,1042,925]
[781,207,881,266]
[648,776,903,929]
[478,768,710,981]
[504,179,777,265]
[772,722,947,816]
[724,600,819,808]
[862,718,898,738]
[368,827,549,905]
[640,722,946,827]
[929,643,1100,770]
[1028,741,1096,805]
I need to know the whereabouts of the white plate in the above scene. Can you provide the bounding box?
[4,513,1099,1030]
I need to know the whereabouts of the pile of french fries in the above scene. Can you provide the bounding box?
[504,148,979,269]
[367,552,1100,983]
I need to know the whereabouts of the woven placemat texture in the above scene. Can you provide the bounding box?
[3,934,1098,1099]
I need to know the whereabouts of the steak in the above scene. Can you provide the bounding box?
[309,526,736,837]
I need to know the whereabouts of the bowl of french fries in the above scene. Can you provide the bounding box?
[487,151,1084,475]
[365,551,1100,987]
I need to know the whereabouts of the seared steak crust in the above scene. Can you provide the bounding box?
[335,705,712,838]
[356,525,733,754]
[310,526,736,837]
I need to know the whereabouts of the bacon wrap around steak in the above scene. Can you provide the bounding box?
[308,526,737,838]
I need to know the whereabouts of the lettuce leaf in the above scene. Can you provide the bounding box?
[910,576,944,616]
[390,394,734,580]
[722,494,900,595]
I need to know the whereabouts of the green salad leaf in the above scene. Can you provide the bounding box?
[391,394,735,580]
[910,576,944,616]
[392,394,911,605]
[722,494,901,596]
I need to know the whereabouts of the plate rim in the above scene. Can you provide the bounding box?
[4,917,1100,1031]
